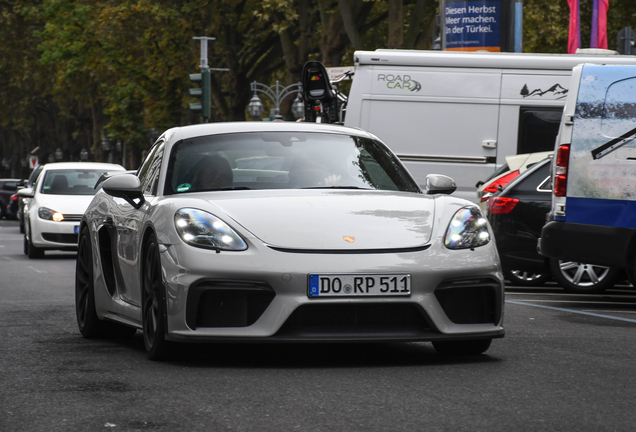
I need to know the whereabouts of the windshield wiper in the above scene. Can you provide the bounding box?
[591,126,636,160]
[300,186,373,190]
[197,186,252,192]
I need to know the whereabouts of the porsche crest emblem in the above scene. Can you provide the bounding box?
[343,236,355,243]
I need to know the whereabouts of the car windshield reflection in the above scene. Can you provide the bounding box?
[164,132,420,194]
[40,170,108,195]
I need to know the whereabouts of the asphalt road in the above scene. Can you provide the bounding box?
[1,219,636,432]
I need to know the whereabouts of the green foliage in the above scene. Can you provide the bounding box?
[2,0,635,177]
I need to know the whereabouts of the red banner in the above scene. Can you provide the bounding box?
[568,0,581,54]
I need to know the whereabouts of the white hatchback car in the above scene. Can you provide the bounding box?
[23,162,125,258]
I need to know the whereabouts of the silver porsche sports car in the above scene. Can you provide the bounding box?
[76,122,504,360]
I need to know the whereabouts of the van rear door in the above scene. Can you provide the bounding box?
[564,64,636,229]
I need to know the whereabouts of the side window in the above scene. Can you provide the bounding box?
[138,142,164,195]
[517,108,562,154]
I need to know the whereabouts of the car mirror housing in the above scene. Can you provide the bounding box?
[102,174,145,209]
[17,187,34,198]
[425,174,457,195]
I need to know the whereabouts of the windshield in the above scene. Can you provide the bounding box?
[40,169,108,195]
[164,132,420,194]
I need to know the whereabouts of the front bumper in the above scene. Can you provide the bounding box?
[159,237,505,343]
[30,217,80,249]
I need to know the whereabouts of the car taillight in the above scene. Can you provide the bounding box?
[554,144,570,197]
[481,170,520,202]
[488,196,519,214]
[11,195,18,201]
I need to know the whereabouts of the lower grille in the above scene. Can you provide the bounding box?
[62,214,83,222]
[186,281,275,329]
[434,278,502,325]
[42,233,79,244]
[276,303,433,338]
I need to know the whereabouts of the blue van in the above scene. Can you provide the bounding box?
[540,64,636,280]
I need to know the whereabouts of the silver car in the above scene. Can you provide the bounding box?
[76,122,505,360]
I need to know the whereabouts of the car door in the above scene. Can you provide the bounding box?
[113,142,164,307]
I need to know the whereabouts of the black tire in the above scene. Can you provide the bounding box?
[26,223,44,259]
[142,233,173,360]
[432,339,492,356]
[76,227,137,338]
[549,259,619,294]
[504,268,550,287]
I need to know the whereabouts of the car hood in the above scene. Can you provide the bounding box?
[204,190,435,250]
[35,194,96,214]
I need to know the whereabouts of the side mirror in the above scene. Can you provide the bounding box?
[425,174,457,195]
[17,187,34,198]
[102,174,145,209]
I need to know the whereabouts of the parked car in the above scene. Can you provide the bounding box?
[17,165,44,233]
[0,178,24,219]
[22,162,125,258]
[476,151,552,213]
[488,156,620,292]
[5,193,20,220]
[76,122,505,360]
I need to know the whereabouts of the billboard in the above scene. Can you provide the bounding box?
[444,1,502,52]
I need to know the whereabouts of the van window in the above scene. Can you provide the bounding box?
[517,108,562,154]
[599,77,636,160]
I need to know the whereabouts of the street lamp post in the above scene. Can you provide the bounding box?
[248,81,304,121]
[101,137,113,163]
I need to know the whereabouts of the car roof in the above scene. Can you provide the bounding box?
[158,122,378,146]
[499,157,551,194]
[504,151,553,172]
[39,162,125,172]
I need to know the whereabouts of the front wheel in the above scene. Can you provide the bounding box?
[504,268,550,287]
[432,339,492,356]
[25,223,44,259]
[76,226,136,338]
[76,227,108,337]
[549,259,619,294]
[142,233,173,360]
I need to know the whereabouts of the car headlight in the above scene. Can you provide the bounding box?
[444,206,490,250]
[38,207,64,222]
[174,208,247,251]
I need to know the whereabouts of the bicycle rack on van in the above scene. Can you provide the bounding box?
[301,61,351,125]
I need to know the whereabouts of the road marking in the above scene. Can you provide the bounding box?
[507,292,636,299]
[584,310,636,314]
[506,300,636,324]
[507,298,636,306]
[28,266,46,274]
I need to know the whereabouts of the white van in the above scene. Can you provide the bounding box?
[344,49,636,202]
[540,64,636,278]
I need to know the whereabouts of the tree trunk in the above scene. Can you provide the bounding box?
[388,0,403,48]
[319,0,349,67]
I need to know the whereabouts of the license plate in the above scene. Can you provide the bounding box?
[74,225,79,234]
[308,274,411,297]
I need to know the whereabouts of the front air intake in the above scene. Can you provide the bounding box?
[186,281,275,329]
[434,278,502,325]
